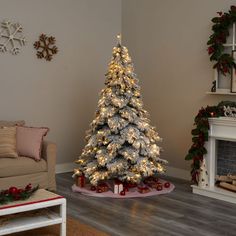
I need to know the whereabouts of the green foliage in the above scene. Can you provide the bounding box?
[207,6,236,75]
[185,102,225,183]
[0,185,39,205]
[218,100,236,108]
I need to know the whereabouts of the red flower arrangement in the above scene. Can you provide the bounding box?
[0,184,39,205]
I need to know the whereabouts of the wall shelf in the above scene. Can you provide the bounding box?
[210,23,236,92]
[206,91,236,95]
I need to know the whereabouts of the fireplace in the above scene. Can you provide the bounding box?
[192,117,236,204]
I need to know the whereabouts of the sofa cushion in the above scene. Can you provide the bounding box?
[16,126,49,161]
[0,126,18,158]
[0,120,25,127]
[0,156,47,177]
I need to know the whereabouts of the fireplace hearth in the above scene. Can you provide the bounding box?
[192,117,236,204]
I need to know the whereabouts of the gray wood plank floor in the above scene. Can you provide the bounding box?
[56,173,236,236]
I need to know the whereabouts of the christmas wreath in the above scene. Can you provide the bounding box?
[207,5,236,75]
[0,184,38,205]
[185,101,236,183]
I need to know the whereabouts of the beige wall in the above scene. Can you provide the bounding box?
[1,0,236,173]
[0,0,121,164]
[122,0,236,172]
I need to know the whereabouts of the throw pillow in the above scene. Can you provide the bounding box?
[16,126,49,161]
[0,126,18,158]
[0,120,25,127]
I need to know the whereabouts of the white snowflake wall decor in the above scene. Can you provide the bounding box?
[33,34,58,61]
[0,20,26,55]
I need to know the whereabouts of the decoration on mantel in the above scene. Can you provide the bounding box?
[224,105,236,117]
[207,5,236,76]
[33,34,58,61]
[0,184,38,205]
[185,101,236,183]
[0,20,26,55]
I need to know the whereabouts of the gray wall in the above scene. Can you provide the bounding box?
[122,0,236,172]
[0,0,121,164]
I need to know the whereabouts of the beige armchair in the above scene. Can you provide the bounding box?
[0,141,57,191]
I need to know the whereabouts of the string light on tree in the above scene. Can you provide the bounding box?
[74,34,168,186]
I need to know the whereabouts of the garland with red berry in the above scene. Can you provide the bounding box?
[0,184,39,205]
[185,101,236,183]
[207,5,236,75]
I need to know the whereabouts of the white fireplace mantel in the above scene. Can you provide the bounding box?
[192,117,236,204]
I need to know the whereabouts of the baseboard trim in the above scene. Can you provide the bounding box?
[56,162,77,174]
[56,162,190,180]
[165,166,190,180]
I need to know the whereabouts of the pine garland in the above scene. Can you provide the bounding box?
[185,101,236,183]
[207,5,236,75]
[0,184,39,205]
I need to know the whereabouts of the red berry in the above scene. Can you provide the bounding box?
[25,183,32,191]
[124,187,129,192]
[14,195,20,200]
[120,190,126,196]
[17,189,23,194]
[164,182,170,188]
[207,46,214,55]
[223,67,229,73]
[4,190,9,195]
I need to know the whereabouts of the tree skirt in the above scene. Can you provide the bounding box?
[72,179,174,198]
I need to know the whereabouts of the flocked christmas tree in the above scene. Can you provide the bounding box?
[74,35,167,186]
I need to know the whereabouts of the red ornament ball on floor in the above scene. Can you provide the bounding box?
[156,185,163,191]
[96,188,102,193]
[120,190,126,196]
[164,182,170,188]
[91,186,96,191]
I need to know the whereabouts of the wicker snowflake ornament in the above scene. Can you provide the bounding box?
[0,20,26,55]
[34,34,58,61]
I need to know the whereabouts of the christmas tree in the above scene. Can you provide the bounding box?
[74,35,167,186]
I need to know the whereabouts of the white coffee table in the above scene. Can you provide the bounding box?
[0,189,66,236]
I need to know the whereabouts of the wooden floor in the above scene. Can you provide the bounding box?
[56,173,236,236]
